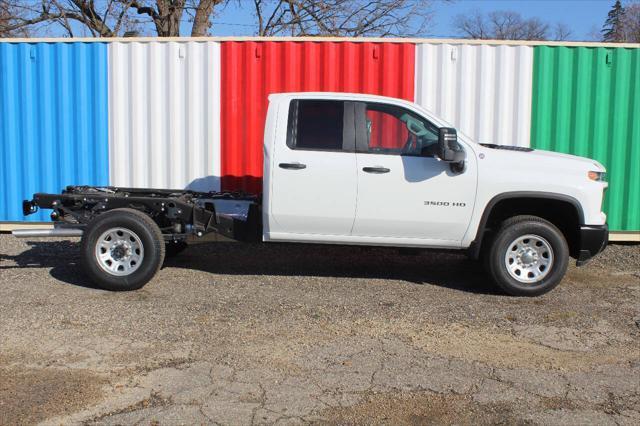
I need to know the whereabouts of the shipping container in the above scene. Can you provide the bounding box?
[415,43,533,147]
[0,37,638,238]
[0,42,109,222]
[530,45,640,232]
[220,41,415,193]
[109,41,221,191]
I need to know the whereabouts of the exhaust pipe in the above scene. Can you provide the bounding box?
[12,228,83,238]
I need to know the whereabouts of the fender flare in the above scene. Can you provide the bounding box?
[468,191,584,260]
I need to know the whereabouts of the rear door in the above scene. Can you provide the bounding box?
[268,99,357,238]
[351,101,476,244]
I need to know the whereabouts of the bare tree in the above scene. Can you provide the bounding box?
[454,10,569,41]
[191,0,218,36]
[552,22,572,41]
[454,10,488,39]
[0,0,30,37]
[0,0,226,37]
[0,1,132,37]
[129,0,225,36]
[1,0,445,38]
[489,11,547,40]
[251,0,436,37]
[620,2,640,42]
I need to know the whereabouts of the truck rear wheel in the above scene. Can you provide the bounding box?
[81,209,165,291]
[485,215,569,296]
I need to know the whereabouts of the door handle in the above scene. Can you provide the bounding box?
[362,166,390,174]
[279,162,306,170]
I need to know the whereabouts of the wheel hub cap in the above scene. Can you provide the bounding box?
[519,249,537,266]
[111,243,131,260]
[505,234,554,284]
[95,227,144,276]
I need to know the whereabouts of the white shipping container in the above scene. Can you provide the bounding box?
[415,43,534,147]
[108,41,222,191]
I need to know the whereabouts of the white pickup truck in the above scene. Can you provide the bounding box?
[17,92,609,296]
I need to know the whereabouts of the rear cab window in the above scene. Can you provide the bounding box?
[287,100,354,152]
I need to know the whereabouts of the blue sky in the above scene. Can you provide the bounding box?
[208,0,613,41]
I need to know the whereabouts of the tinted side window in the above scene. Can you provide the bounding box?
[361,103,439,156]
[366,108,410,151]
[288,100,344,151]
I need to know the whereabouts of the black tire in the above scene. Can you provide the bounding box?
[485,215,569,297]
[80,208,165,291]
[165,240,188,258]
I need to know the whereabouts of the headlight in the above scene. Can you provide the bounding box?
[588,171,606,182]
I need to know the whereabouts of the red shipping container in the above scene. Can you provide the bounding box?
[220,41,416,193]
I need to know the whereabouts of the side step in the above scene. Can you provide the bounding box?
[12,228,83,238]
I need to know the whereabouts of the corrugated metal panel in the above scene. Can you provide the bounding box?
[109,41,221,191]
[530,46,640,231]
[0,42,109,222]
[4,37,638,49]
[220,41,415,193]
[415,43,534,147]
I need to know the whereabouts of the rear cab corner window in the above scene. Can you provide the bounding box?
[286,99,348,152]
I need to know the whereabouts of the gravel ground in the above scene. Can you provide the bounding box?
[0,234,638,425]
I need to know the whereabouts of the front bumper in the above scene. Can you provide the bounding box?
[576,224,608,266]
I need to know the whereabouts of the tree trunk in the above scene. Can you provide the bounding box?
[154,0,185,37]
[191,0,218,36]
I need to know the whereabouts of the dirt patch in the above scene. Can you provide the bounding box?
[0,367,105,425]
[316,392,529,425]
[326,319,638,372]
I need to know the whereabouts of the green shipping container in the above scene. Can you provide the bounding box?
[530,46,640,232]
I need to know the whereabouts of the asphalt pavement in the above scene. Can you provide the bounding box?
[0,235,638,425]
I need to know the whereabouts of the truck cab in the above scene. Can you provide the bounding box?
[18,92,609,296]
[264,93,476,247]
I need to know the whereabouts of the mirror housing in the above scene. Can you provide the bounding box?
[437,127,465,163]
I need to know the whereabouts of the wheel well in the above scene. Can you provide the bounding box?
[475,197,581,258]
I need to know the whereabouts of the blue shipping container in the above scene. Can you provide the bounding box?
[0,42,109,221]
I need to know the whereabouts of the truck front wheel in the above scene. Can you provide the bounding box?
[81,209,165,291]
[485,215,569,296]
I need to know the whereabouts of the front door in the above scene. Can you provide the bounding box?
[268,100,358,238]
[351,102,476,244]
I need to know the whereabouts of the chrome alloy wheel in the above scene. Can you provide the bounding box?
[504,234,554,284]
[95,227,144,276]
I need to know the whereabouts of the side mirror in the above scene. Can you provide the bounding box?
[437,127,465,163]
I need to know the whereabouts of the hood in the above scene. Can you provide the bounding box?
[524,149,606,172]
[479,144,606,172]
